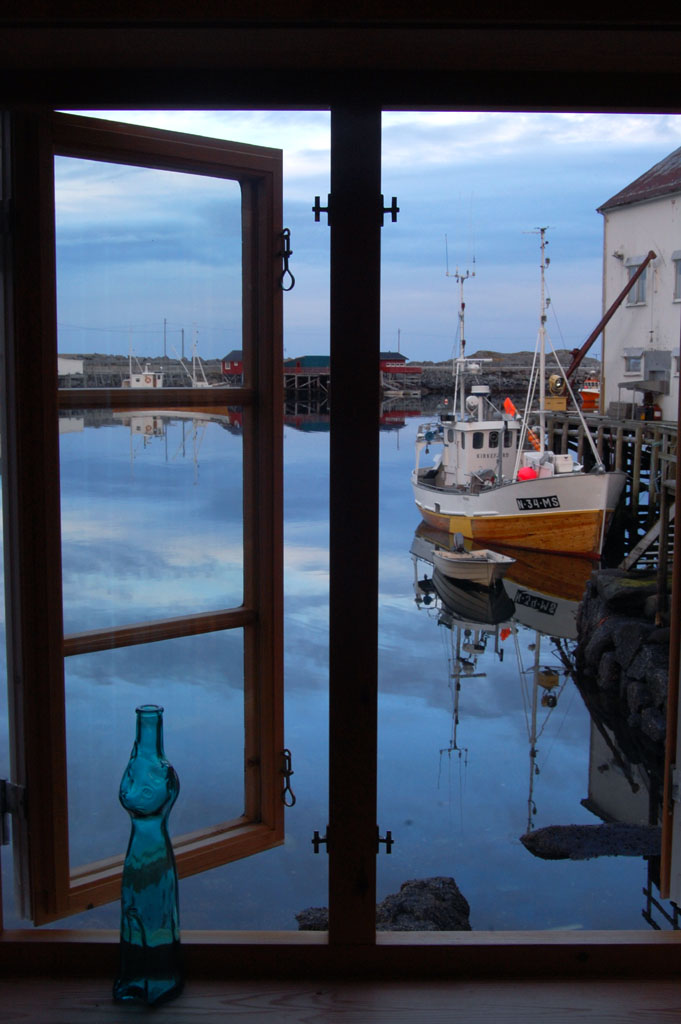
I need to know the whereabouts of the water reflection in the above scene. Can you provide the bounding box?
[407,522,674,928]
[58,408,244,633]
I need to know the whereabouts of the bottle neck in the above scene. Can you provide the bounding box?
[135,704,165,757]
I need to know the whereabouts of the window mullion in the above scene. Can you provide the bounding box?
[328,106,382,946]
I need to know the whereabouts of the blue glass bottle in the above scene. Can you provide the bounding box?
[113,704,183,1005]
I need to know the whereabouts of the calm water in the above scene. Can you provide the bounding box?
[0,403,667,931]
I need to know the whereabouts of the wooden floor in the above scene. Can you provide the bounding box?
[1,977,681,1023]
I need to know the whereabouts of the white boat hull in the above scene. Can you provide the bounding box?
[412,468,626,558]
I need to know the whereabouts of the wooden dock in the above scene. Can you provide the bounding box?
[546,409,676,616]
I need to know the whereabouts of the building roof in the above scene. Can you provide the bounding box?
[223,350,243,361]
[379,351,406,361]
[284,354,330,367]
[598,146,681,212]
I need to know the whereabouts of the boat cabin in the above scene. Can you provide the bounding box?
[416,383,580,492]
[415,385,522,490]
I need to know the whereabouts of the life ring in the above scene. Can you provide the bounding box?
[144,375,152,384]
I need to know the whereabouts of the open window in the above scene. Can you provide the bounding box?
[2,112,284,924]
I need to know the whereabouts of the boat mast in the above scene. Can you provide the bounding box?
[538,227,549,453]
[452,266,474,419]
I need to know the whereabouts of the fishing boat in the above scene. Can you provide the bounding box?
[411,230,626,558]
[579,377,600,411]
[432,543,515,585]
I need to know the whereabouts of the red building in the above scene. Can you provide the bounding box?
[221,349,243,382]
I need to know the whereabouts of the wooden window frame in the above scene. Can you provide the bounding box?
[0,99,680,982]
[2,111,284,924]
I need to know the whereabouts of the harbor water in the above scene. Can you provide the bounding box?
[0,402,668,932]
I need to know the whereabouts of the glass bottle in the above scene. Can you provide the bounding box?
[113,704,183,1005]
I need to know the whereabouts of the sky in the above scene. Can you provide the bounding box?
[56,110,681,364]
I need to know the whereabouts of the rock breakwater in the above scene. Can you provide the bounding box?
[574,568,670,788]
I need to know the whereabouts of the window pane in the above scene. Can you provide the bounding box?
[378,111,681,933]
[65,630,245,869]
[59,410,243,632]
[55,157,242,373]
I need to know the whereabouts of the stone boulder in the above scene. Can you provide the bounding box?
[295,876,471,931]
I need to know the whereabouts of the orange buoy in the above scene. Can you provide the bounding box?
[503,397,541,451]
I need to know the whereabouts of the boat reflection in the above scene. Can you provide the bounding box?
[411,524,590,833]
[410,524,675,927]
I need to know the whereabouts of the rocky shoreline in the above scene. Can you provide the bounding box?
[416,349,599,397]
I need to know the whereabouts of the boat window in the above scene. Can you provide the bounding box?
[472,431,484,449]
[448,428,455,442]
[489,431,499,449]
[504,429,513,448]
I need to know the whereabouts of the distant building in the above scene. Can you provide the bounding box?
[221,349,243,382]
[283,355,330,393]
[57,355,84,382]
[379,350,422,396]
[598,147,681,421]
[283,354,330,370]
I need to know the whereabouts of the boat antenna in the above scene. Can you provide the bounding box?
[445,236,475,360]
[447,252,475,418]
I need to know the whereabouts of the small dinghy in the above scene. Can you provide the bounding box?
[431,533,515,586]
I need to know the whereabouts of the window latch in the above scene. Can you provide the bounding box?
[0,779,26,846]
[278,228,295,291]
[281,748,296,807]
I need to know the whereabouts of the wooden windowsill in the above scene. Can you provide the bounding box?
[2,929,681,981]
[0,973,680,1023]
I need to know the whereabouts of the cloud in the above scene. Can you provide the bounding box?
[58,109,681,360]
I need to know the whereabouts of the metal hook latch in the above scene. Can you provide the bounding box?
[281,748,297,807]
[278,228,295,291]
[377,826,394,854]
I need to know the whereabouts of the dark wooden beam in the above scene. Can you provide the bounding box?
[328,106,382,946]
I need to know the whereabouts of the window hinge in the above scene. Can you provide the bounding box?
[671,764,681,804]
[0,779,26,845]
[0,197,13,236]
[312,827,329,853]
[377,826,394,854]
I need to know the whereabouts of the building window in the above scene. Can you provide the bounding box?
[674,257,681,301]
[626,263,646,305]
[624,354,643,373]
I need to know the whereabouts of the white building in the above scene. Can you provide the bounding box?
[598,147,681,422]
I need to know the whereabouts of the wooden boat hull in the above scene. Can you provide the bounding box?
[412,468,626,558]
[432,548,514,586]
